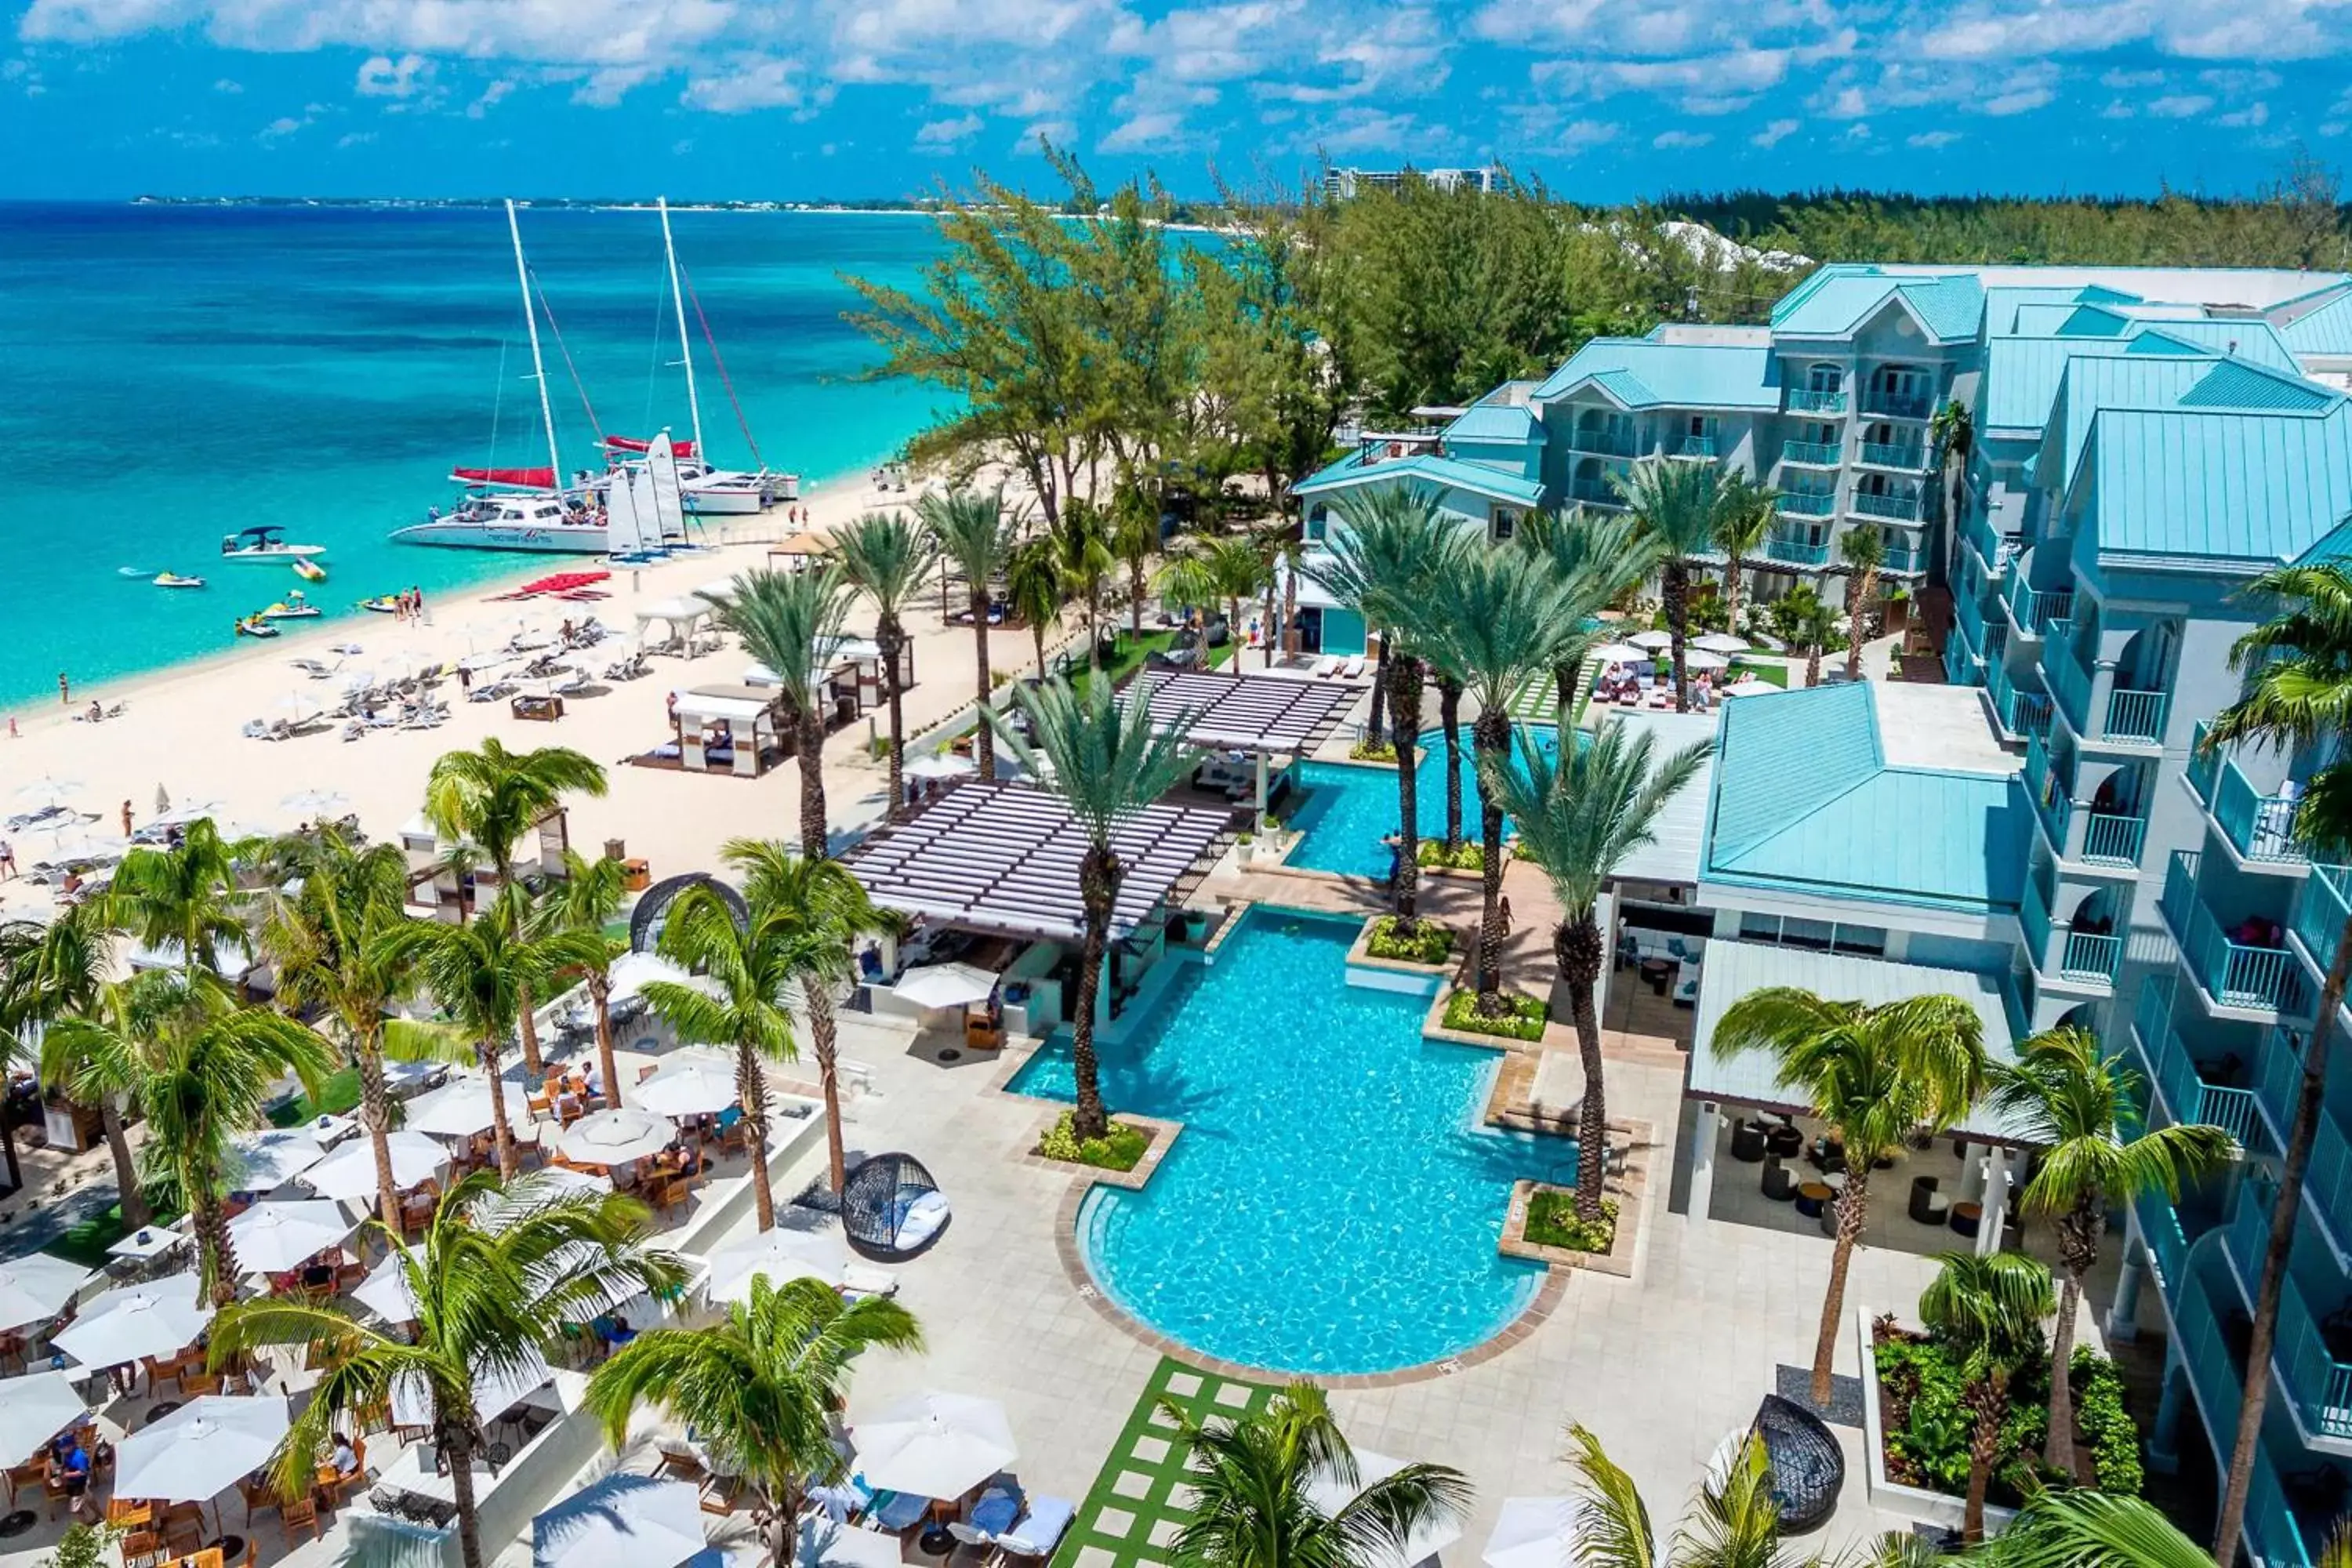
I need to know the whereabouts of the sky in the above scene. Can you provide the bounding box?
[6,0,2352,202]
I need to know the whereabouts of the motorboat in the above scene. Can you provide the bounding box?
[292,557,327,583]
[153,572,205,590]
[360,595,401,614]
[234,615,280,638]
[260,593,321,621]
[391,489,609,554]
[220,526,328,565]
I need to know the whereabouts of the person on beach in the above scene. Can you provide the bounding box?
[85,700,103,724]
[57,672,68,706]
[0,840,16,880]
[120,800,132,838]
[412,586,425,619]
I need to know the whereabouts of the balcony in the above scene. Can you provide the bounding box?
[2161,850,2312,1016]
[1955,584,1988,655]
[2082,811,2149,866]
[2278,1277,2352,1440]
[1785,387,1847,415]
[2135,1186,2190,1307]
[1850,490,1923,523]
[1961,510,2016,581]
[2217,760,2310,867]
[1864,390,1934,420]
[2142,1019,2262,1149]
[2188,720,2220,806]
[2049,648,2171,748]
[1762,531,1830,568]
[2292,863,2352,989]
[1569,480,1627,509]
[2046,645,2092,730]
[2178,1269,2249,1440]
[1570,426,1639,459]
[2023,879,2121,985]
[1987,661,2053,742]
[2250,1460,2317,1568]
[2026,735,2071,848]
[2001,575,2074,641]
[1882,542,1928,575]
[1780,439,1840,467]
[1942,634,1980,688]
[1777,491,1835,518]
[1858,441,1929,470]
[2256,1022,2307,1151]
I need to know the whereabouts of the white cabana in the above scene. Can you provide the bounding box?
[559,1109,678,1167]
[663,685,782,778]
[114,1395,290,1505]
[0,1253,93,1333]
[0,1372,90,1465]
[227,1199,355,1273]
[1306,1451,1465,1568]
[699,1228,848,1304]
[53,1274,213,1369]
[224,1127,329,1192]
[850,1392,1018,1501]
[695,576,743,606]
[301,1131,449,1203]
[1482,1498,1580,1568]
[892,961,1000,1011]
[636,598,711,638]
[533,1474,710,1568]
[632,1054,741,1119]
[408,1073,534,1138]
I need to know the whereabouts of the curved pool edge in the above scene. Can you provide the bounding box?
[1051,1177,1570,1390]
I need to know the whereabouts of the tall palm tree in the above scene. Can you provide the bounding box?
[1051,499,1116,662]
[1981,1490,2216,1568]
[919,486,1020,781]
[1713,986,1989,1403]
[209,1174,682,1568]
[1514,508,1661,723]
[1778,588,1840,688]
[544,851,631,1111]
[1490,722,1711,1221]
[107,817,250,978]
[1986,1025,2235,1474]
[1929,399,1976,539]
[1918,1251,2056,1542]
[51,969,330,1305]
[986,677,1206,1142]
[1007,536,1067,681]
[836,510,940,823]
[641,884,804,1231]
[1839,528,1886,681]
[2203,562,2352,1565]
[1160,534,1271,662]
[376,887,601,1181]
[424,739,610,898]
[721,840,880,1195]
[1615,458,1738,713]
[1160,1381,1472,1568]
[9,907,140,1218]
[586,1274,923,1562]
[1304,485,1457,932]
[1711,479,1777,635]
[258,826,419,1224]
[710,566,859,858]
[1562,1423,1812,1568]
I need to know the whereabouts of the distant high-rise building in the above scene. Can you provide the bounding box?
[1323,165,1501,201]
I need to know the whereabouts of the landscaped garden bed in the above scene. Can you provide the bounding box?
[1036,1110,1156,1173]
[1364,916,1453,964]
[1415,839,1486,872]
[1525,1189,1617,1254]
[1442,988,1548,1042]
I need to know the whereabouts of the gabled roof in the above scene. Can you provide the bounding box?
[1290,448,1544,508]
[2276,286,2352,358]
[1534,334,1779,408]
[2177,360,2339,412]
[2082,399,2352,562]
[1769,265,1984,343]
[1701,683,2028,916]
[1443,403,1541,445]
[2045,354,2226,477]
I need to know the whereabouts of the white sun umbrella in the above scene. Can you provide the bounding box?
[114,1394,291,1504]
[224,1127,329,1192]
[1483,1498,1581,1568]
[280,786,349,817]
[53,1273,213,1369]
[902,753,976,782]
[701,1228,848,1304]
[1692,632,1751,654]
[851,1392,1018,1500]
[533,1474,710,1568]
[1723,675,1773,698]
[0,1254,90,1334]
[1588,642,1653,666]
[559,1109,678,1167]
[1307,1451,1464,1568]
[894,961,999,1011]
[0,1372,92,1465]
[407,1073,534,1138]
[393,1345,550,1429]
[154,782,172,815]
[352,1252,421,1324]
[799,1516,905,1568]
[633,1054,741,1119]
[1627,630,1674,651]
[227,1198,354,1273]
[148,799,225,829]
[276,691,325,724]
[28,825,129,866]
[12,777,84,812]
[1682,648,1731,673]
[301,1131,448,1203]
[608,950,698,1005]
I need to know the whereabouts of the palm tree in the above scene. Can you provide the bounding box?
[259,826,419,1223]
[1109,483,1162,639]
[1711,479,1777,635]
[107,817,249,978]
[424,739,610,898]
[1615,458,1738,713]
[919,486,1020,781]
[1779,589,1840,688]
[1160,534,1271,663]
[1007,536,1066,681]
[1514,508,1660,723]
[1562,1423,1810,1568]
[987,677,1207,1142]
[51,970,330,1305]
[1490,722,1711,1220]
[1304,485,1457,932]
[641,884,804,1231]
[2203,562,2352,1564]
[543,851,632,1111]
[9,907,140,1218]
[586,1274,923,1562]
[1986,1025,2235,1475]
[710,566,858,858]
[1051,498,1116,662]
[1929,399,1976,537]
[376,888,601,1181]
[1839,528,1886,681]
[1982,1490,2216,1568]
[1918,1251,2057,1541]
[1712,986,1989,1403]
[209,1174,682,1568]
[1161,1381,1471,1568]
[836,510,940,823]
[723,840,879,1194]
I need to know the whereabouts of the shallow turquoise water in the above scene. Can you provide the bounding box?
[0,203,952,709]
[1285,725,1563,879]
[1008,908,1545,1375]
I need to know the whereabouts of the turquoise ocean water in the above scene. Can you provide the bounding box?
[0,202,949,709]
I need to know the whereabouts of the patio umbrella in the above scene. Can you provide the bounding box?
[224,1127,329,1192]
[0,1253,92,1333]
[607,951,699,1005]
[1588,643,1652,666]
[27,826,129,866]
[893,962,999,1011]
[280,786,349,817]
[1692,632,1751,654]
[114,1395,291,1504]
[393,1346,550,1429]
[1723,676,1773,698]
[154,783,171,815]
[351,1253,421,1323]
[0,1372,91,1465]
[533,1474,709,1568]
[851,1392,1018,1500]
[701,1227,848,1304]
[53,1275,214,1370]
[799,1517,905,1568]
[1627,630,1674,651]
[1307,1451,1465,1568]
[903,753,976,782]
[632,1054,741,1119]
[407,1073,533,1138]
[560,1109,678,1167]
[1682,648,1731,673]
[226,1198,354,1273]
[301,1131,448,1203]
[275,692,325,724]
[1483,1498,1580,1568]
[12,777,84,812]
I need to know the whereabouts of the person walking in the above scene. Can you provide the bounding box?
[0,839,16,880]
[56,672,68,706]
[120,800,132,838]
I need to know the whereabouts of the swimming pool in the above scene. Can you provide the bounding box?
[1008,907,1547,1375]
[1283,726,1562,880]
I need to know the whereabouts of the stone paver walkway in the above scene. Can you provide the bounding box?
[1050,1357,1274,1568]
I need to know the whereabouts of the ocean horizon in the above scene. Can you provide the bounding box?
[0,202,950,710]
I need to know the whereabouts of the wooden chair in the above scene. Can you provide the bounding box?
[162,1514,205,1558]
[180,1372,223,1399]
[119,1526,162,1568]
[653,1447,704,1484]
[41,1468,76,1519]
[5,1456,47,1508]
[697,1474,746,1516]
[238,1476,281,1528]
[644,1174,687,1218]
[527,1090,554,1120]
[279,1496,321,1546]
[143,1354,183,1397]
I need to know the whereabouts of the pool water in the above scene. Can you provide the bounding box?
[1008,908,1546,1375]
[1284,726,1562,880]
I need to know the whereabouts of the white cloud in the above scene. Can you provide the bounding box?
[259,114,303,138]
[466,78,513,117]
[354,51,430,97]
[212,74,239,91]
[336,129,372,145]
[2146,92,2215,116]
[2216,99,2269,125]
[1497,103,1617,155]
[1279,103,1446,154]
[1099,109,1195,150]
[2099,67,2166,87]
[914,110,983,145]
[1750,116,1798,146]
[681,55,804,112]
[1651,128,1711,147]
[1907,128,1962,147]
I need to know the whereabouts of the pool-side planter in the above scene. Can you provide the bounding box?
[1854,1304,2020,1536]
[1018,1106,1184,1192]
[1346,913,1455,993]
[1426,985,1550,1048]
[1497,1117,1651,1281]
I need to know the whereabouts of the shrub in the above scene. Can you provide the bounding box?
[1526,1191,1617,1254]
[1416,839,1485,871]
[1871,1323,2140,1504]
[1348,739,1397,762]
[2071,1346,2144,1495]
[1036,1111,1151,1172]
[1365,916,1451,964]
[44,1525,118,1568]
[1443,988,1548,1041]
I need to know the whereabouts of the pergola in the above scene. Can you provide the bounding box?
[1120,669,1367,820]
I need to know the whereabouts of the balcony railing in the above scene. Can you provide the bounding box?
[1777,492,1835,517]
[2026,735,2072,848]
[2082,811,2148,866]
[1962,510,2015,580]
[2134,1186,2189,1306]
[1570,426,1639,458]
[2002,575,2074,639]
[1987,661,2053,741]
[2217,760,2310,866]
[2249,1458,2316,1568]
[1942,634,1979,688]
[1569,480,1626,508]
[1850,490,1924,522]
[2060,927,2124,985]
[1671,435,1719,459]
[1955,584,1988,655]
[1859,441,1928,470]
[2023,878,2055,964]
[2151,1021,2261,1145]
[2047,644,2092,730]
[2107,688,2171,745]
[2278,1277,2352,1440]
[2162,849,2311,1014]
[2256,1023,2305,1150]
[1786,387,1847,415]
[2178,1272,2247,1439]
[1763,532,1830,568]
[1864,390,1934,420]
[1780,439,1840,466]
[2291,863,2352,989]
[1882,543,1927,574]
[2188,720,2220,805]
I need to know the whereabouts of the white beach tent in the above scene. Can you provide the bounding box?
[635,598,710,641]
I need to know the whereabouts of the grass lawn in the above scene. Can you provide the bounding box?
[1068,628,1235,698]
[1049,1357,1274,1568]
[46,1200,184,1270]
[1732,659,1790,688]
[269,1065,363,1127]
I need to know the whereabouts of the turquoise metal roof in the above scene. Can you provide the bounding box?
[2085,403,2352,561]
[1899,275,1988,341]
[1533,338,1777,408]
[1701,684,2027,914]
[2056,305,2132,336]
[2278,289,2352,357]
[1986,287,2117,337]
[1769,268,1982,343]
[2178,360,2339,411]
[1984,336,2207,434]
[2049,355,2224,481]
[1443,403,1541,444]
[2126,320,2299,370]
[1290,449,1544,509]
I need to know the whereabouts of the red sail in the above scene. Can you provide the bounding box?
[452,466,557,488]
[601,435,699,460]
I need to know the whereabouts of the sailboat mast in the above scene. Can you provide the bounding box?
[506,198,564,489]
[659,195,706,461]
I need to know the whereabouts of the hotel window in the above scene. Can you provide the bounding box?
[1305,504,1330,543]
[1806,364,1842,395]
[1491,506,1520,543]
[1734,913,1886,955]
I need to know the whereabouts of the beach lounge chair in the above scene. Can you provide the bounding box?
[840,1262,900,1300]
[1312,655,1339,678]
[289,659,336,680]
[996,1497,1076,1560]
[869,1490,927,1534]
[1338,655,1365,679]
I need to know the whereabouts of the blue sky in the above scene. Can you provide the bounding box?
[6,0,2352,201]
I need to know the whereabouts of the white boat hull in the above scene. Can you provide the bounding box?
[679,477,769,515]
[390,519,612,554]
[220,546,328,564]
